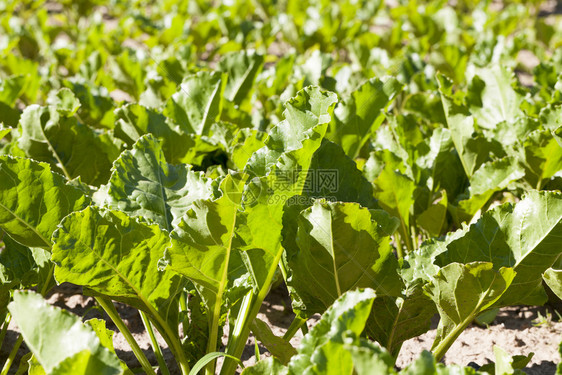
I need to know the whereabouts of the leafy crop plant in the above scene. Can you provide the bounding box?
[1,0,562,374]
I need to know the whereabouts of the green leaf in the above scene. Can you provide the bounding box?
[241,358,287,375]
[0,126,11,141]
[8,290,122,375]
[109,51,146,100]
[103,134,215,231]
[0,232,37,285]
[491,346,533,375]
[164,71,226,136]
[17,105,118,186]
[438,75,489,177]
[374,167,416,251]
[414,128,465,199]
[0,75,26,106]
[365,284,437,358]
[183,288,210,367]
[65,82,115,130]
[287,288,377,374]
[436,191,562,306]
[326,77,402,158]
[251,318,297,365]
[522,129,562,189]
[114,103,191,164]
[241,86,338,290]
[345,340,396,375]
[469,157,524,196]
[306,140,378,208]
[190,352,244,375]
[47,88,81,117]
[229,129,266,170]
[467,65,523,130]
[85,319,116,352]
[283,201,401,316]
[218,51,264,106]
[417,190,448,237]
[543,268,562,300]
[424,262,516,359]
[52,206,185,339]
[447,156,526,225]
[166,174,246,310]
[0,156,89,249]
[245,86,338,178]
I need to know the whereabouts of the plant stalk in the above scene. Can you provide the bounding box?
[220,244,284,375]
[95,297,156,375]
[0,333,22,375]
[282,316,306,341]
[432,318,473,362]
[139,311,171,375]
[0,314,11,353]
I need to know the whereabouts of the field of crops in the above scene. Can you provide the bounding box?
[1,0,562,374]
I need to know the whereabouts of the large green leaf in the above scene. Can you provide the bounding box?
[522,129,562,189]
[466,65,523,130]
[326,77,402,158]
[218,51,264,106]
[447,156,525,225]
[306,140,377,208]
[51,206,185,339]
[251,318,297,365]
[0,156,89,249]
[285,288,378,375]
[374,167,416,251]
[468,156,524,196]
[114,103,191,164]
[424,262,516,359]
[0,232,37,285]
[17,105,118,186]
[245,86,338,178]
[8,290,122,375]
[103,134,215,231]
[165,174,247,310]
[164,71,226,136]
[0,75,26,106]
[240,86,339,290]
[438,75,490,177]
[436,191,562,306]
[222,87,339,373]
[365,284,437,358]
[282,201,401,316]
[543,268,562,300]
[414,128,465,200]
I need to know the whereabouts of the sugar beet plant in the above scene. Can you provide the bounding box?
[2,0,562,374]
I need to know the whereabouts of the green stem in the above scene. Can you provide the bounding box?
[399,218,413,254]
[282,316,306,341]
[205,208,239,375]
[0,314,11,352]
[179,291,188,341]
[39,262,55,297]
[432,316,474,362]
[0,333,22,375]
[220,245,284,375]
[139,311,170,375]
[395,232,405,259]
[96,297,156,375]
